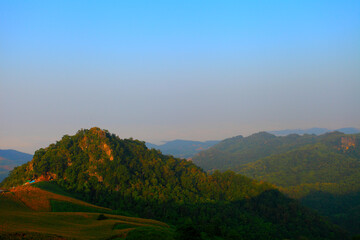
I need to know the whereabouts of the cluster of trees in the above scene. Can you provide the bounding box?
[1,128,350,239]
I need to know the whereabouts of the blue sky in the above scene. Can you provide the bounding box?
[1,0,360,153]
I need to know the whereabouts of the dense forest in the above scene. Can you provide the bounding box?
[0,128,349,240]
[193,131,360,234]
[192,132,319,171]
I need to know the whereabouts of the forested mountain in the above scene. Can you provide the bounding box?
[146,139,220,159]
[237,132,360,234]
[237,132,360,194]
[0,149,33,181]
[192,132,319,171]
[193,131,360,234]
[0,127,348,240]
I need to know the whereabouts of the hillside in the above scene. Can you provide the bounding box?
[192,132,318,171]
[193,131,360,234]
[0,127,349,240]
[0,183,172,240]
[237,132,360,234]
[0,149,33,182]
[237,132,360,193]
[146,139,220,159]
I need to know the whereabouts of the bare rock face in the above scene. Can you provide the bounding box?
[80,127,114,162]
[340,136,356,151]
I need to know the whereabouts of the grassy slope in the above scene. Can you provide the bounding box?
[0,183,172,240]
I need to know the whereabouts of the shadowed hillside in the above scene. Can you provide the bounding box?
[237,132,360,234]
[193,131,360,235]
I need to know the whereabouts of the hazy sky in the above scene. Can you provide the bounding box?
[1,0,360,154]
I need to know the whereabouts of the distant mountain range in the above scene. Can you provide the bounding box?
[0,149,33,182]
[145,128,359,159]
[267,127,360,136]
[146,139,220,159]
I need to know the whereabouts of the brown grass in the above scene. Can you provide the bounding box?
[0,210,169,239]
[9,185,111,212]
[0,186,171,240]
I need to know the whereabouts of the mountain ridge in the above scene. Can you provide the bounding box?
[192,131,319,171]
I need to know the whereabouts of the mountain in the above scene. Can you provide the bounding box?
[0,127,348,240]
[0,149,33,182]
[237,132,360,234]
[268,127,360,136]
[193,131,360,234]
[335,127,360,134]
[192,132,318,171]
[146,139,220,159]
[237,132,360,193]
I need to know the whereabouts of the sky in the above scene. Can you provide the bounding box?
[1,0,360,154]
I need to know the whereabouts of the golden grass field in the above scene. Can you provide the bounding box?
[0,185,171,240]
